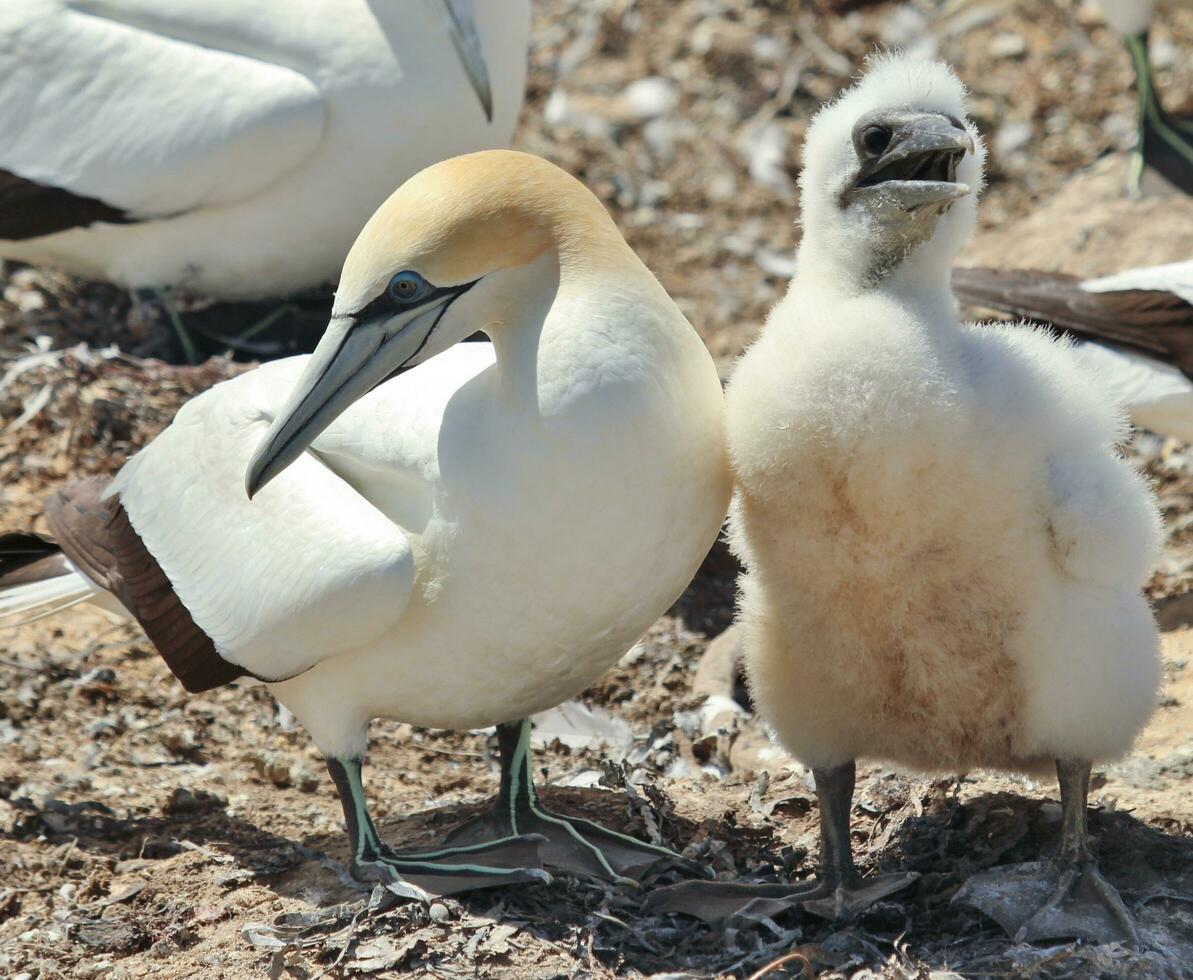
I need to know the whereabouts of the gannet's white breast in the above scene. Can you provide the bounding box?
[112,287,728,757]
[0,0,529,297]
[1096,0,1158,36]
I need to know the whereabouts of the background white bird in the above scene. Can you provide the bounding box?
[953,0,1193,192]
[1096,0,1193,193]
[652,53,1160,946]
[0,150,731,897]
[953,261,1193,443]
[0,0,529,299]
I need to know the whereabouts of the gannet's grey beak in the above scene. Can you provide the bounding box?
[850,110,974,208]
[245,286,471,498]
[442,0,494,122]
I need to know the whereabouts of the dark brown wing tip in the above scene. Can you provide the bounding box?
[0,169,133,240]
[44,478,249,693]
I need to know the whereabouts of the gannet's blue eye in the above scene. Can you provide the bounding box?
[388,271,430,304]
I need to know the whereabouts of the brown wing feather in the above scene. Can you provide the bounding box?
[953,267,1193,379]
[43,477,248,693]
[0,169,133,241]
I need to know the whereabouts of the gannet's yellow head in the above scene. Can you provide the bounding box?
[246,150,633,497]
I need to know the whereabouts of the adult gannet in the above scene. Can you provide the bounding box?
[1097,0,1193,194]
[954,262,1193,443]
[0,0,528,299]
[0,151,731,895]
[649,55,1161,944]
[953,0,1193,193]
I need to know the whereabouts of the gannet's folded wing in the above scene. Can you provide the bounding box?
[954,266,1193,378]
[1083,261,1193,307]
[0,0,324,236]
[107,359,414,688]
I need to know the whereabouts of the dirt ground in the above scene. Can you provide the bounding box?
[4,1,1193,977]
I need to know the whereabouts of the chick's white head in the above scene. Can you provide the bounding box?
[798,54,986,289]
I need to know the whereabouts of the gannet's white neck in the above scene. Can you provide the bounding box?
[481,250,560,403]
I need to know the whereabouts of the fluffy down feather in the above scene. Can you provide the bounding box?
[728,55,1161,776]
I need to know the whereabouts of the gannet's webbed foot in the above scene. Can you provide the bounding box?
[645,871,917,925]
[442,719,706,884]
[327,757,550,899]
[647,760,916,924]
[1126,33,1193,196]
[954,859,1138,945]
[954,759,1139,945]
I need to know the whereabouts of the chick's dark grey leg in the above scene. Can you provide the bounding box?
[1017,759,1139,944]
[954,758,1138,945]
[645,760,917,924]
[441,719,702,884]
[325,756,548,899]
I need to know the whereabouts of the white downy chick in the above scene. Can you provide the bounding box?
[653,54,1161,945]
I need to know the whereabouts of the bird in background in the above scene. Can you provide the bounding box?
[650,53,1160,946]
[951,0,1193,193]
[0,150,732,896]
[1100,0,1193,194]
[0,0,529,300]
[952,262,1193,444]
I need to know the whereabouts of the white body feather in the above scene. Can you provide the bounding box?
[0,0,529,298]
[1071,261,1193,444]
[102,274,728,759]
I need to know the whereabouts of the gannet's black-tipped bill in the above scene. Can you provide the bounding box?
[245,283,473,499]
[442,0,494,122]
[849,110,974,209]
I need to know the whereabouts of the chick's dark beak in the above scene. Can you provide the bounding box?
[851,109,974,198]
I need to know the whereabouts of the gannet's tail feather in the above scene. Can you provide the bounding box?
[0,532,102,627]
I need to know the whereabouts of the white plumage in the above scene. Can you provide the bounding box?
[952,260,1193,444]
[2,150,730,894]
[1079,262,1193,441]
[0,0,529,298]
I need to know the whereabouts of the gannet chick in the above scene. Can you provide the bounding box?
[651,55,1161,943]
[954,262,1193,443]
[0,0,528,298]
[0,151,731,896]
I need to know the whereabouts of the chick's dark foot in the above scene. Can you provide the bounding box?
[646,871,918,925]
[954,860,1138,945]
[954,758,1138,946]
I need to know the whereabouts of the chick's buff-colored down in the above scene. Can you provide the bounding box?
[649,55,1161,945]
[0,150,731,897]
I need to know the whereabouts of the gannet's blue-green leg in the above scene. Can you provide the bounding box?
[1124,33,1193,196]
[131,288,201,365]
[325,756,549,898]
[441,718,709,884]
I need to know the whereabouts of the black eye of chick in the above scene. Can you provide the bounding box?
[861,125,892,157]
